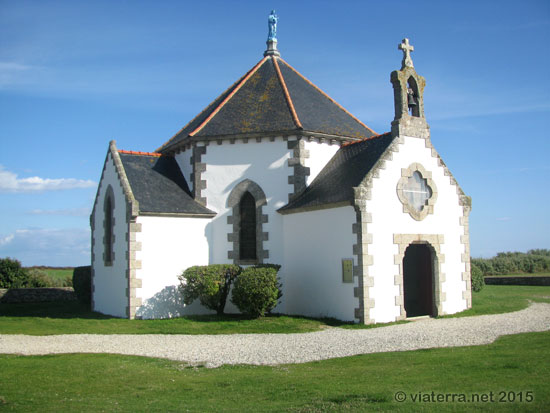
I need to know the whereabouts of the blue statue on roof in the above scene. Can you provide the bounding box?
[268,10,278,41]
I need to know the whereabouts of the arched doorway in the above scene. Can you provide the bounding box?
[403,243,434,317]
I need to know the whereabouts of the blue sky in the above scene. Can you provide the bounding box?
[0,0,549,266]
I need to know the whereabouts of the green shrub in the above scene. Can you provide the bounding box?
[472,250,550,276]
[471,264,485,292]
[0,257,30,288]
[178,264,242,315]
[231,266,282,318]
[252,263,282,272]
[27,268,52,287]
[26,268,72,287]
[61,276,73,287]
[73,266,92,308]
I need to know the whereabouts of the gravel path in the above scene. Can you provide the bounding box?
[1,303,549,368]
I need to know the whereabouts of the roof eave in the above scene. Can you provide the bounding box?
[158,129,366,155]
[138,211,217,218]
[278,200,352,215]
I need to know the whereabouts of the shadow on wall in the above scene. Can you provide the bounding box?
[135,285,215,319]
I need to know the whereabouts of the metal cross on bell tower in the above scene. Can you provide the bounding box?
[398,38,414,69]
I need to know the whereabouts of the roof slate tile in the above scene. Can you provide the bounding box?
[158,56,376,153]
[279,133,395,213]
[119,153,215,216]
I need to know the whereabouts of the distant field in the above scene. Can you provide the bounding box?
[26,267,74,281]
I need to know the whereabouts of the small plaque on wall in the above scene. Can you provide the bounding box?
[342,258,353,283]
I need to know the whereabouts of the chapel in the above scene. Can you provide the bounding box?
[90,12,472,323]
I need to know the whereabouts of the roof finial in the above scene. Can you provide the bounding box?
[398,38,414,69]
[264,10,280,57]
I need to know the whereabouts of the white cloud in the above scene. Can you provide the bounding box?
[0,234,15,247]
[0,165,96,192]
[0,62,31,71]
[0,228,90,266]
[28,207,91,217]
[0,61,33,87]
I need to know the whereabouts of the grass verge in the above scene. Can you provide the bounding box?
[485,272,550,277]
[0,331,548,412]
[1,285,549,335]
[0,301,326,335]
[441,285,550,318]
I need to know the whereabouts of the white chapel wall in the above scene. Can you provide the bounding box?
[91,152,131,318]
[200,137,293,267]
[134,215,213,319]
[174,149,193,192]
[303,140,340,185]
[282,206,357,321]
[366,135,467,323]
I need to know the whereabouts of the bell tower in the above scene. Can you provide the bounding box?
[391,38,430,139]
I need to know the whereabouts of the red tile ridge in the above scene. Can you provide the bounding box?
[278,58,377,136]
[118,149,162,157]
[341,131,391,147]
[272,57,303,130]
[189,56,269,137]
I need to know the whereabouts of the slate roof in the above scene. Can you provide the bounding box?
[118,151,215,216]
[157,56,376,153]
[279,133,395,213]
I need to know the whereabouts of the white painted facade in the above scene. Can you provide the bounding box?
[134,215,213,318]
[91,132,470,322]
[175,149,194,192]
[282,206,357,321]
[91,152,132,318]
[303,140,340,185]
[366,135,468,322]
[182,137,294,266]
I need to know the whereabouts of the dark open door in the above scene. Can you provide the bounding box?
[403,244,433,317]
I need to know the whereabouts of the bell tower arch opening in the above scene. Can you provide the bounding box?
[407,77,420,117]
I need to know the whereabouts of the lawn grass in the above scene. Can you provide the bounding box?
[0,331,548,412]
[0,301,326,335]
[1,285,549,335]
[485,272,550,277]
[442,285,550,318]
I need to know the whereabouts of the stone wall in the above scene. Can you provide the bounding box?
[484,276,550,286]
[0,287,77,303]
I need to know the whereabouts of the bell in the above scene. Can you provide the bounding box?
[407,91,417,107]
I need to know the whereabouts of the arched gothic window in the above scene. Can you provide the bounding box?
[239,191,257,260]
[227,179,268,264]
[103,186,115,265]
